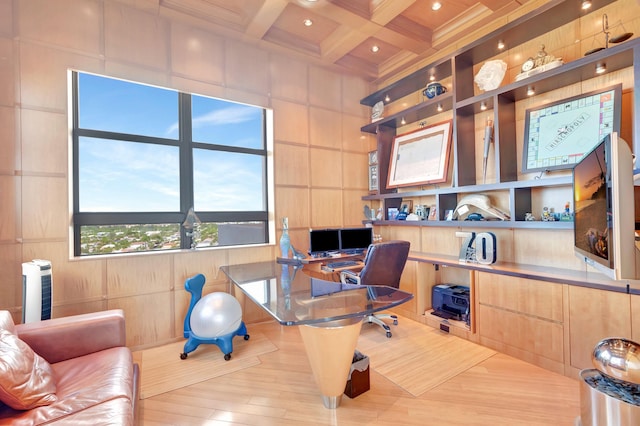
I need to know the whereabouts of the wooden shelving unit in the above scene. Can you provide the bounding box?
[360,0,640,227]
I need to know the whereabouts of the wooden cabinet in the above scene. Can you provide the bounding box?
[567,285,631,374]
[476,273,566,375]
[360,0,640,229]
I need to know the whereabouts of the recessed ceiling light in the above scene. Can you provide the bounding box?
[371,45,380,53]
[581,0,592,10]
[303,19,313,27]
[497,40,505,50]
[432,2,442,11]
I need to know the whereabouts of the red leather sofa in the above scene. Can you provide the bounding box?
[0,309,139,425]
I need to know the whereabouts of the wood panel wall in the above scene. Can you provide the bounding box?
[0,0,375,350]
[1,0,639,352]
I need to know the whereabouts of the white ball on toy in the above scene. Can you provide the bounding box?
[190,292,243,338]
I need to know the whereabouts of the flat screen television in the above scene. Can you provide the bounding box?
[523,84,622,174]
[308,229,340,255]
[573,132,637,280]
[339,227,373,254]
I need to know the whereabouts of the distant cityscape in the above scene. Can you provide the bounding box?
[80,223,220,255]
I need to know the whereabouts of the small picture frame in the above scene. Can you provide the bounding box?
[428,205,438,221]
[400,200,413,214]
[387,207,399,220]
[445,209,454,221]
[368,150,378,165]
[368,165,378,193]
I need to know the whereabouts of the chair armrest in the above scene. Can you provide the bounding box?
[340,270,361,285]
[15,309,126,364]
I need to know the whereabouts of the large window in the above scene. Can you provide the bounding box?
[72,72,273,256]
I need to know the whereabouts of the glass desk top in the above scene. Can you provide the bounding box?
[220,261,414,326]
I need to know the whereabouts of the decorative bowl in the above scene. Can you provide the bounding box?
[423,82,446,99]
[592,337,640,384]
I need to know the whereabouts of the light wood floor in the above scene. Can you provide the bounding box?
[138,316,581,425]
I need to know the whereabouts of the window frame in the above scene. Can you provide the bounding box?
[71,71,273,256]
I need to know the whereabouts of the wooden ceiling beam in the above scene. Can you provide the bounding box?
[245,0,289,39]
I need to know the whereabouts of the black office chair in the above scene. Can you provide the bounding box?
[340,240,410,337]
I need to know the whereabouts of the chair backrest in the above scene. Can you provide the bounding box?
[358,240,410,288]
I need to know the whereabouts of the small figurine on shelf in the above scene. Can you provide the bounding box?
[541,207,556,222]
[525,212,536,221]
[561,201,574,222]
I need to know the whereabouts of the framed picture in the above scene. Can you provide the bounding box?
[387,207,399,220]
[428,205,438,221]
[387,120,453,189]
[368,165,378,192]
[445,209,454,221]
[368,150,378,165]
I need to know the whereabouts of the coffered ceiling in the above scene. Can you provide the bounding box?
[158,0,531,83]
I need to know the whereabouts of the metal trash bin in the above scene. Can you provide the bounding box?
[579,338,640,425]
[579,369,640,425]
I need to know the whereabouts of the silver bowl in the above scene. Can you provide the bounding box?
[592,337,640,384]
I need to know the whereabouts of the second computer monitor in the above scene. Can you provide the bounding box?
[339,227,373,254]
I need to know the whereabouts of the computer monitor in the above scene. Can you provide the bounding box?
[339,228,373,254]
[308,229,340,255]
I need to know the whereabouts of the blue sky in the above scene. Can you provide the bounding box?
[77,73,266,213]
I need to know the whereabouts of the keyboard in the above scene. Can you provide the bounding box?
[326,260,359,269]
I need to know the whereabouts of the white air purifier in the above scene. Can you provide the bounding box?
[22,259,53,323]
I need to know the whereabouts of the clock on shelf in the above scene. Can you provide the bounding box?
[515,44,563,81]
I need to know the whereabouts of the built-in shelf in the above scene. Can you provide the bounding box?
[360,0,639,230]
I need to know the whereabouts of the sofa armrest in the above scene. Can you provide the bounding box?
[14,309,126,364]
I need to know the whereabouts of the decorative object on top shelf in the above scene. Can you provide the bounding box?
[371,101,384,123]
[515,44,563,81]
[585,14,634,56]
[453,194,510,221]
[387,120,452,189]
[422,81,446,99]
[474,60,507,91]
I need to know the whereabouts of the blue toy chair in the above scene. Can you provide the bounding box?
[180,273,249,361]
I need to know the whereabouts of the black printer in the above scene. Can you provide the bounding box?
[431,284,470,325]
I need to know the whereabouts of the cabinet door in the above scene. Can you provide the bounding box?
[477,272,564,373]
[568,286,631,371]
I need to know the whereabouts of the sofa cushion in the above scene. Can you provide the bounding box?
[0,346,134,425]
[0,311,16,334]
[0,329,58,410]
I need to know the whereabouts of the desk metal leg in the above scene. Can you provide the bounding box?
[298,318,363,409]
